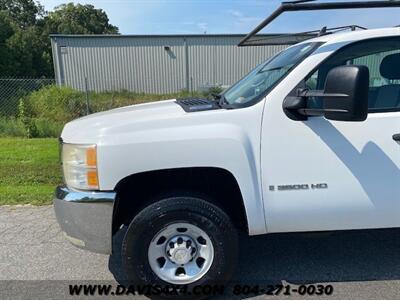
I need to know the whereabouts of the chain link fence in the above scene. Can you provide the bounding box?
[0,77,220,138]
[0,78,55,117]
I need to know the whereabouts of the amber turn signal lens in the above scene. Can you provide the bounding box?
[86,148,97,167]
[87,170,99,187]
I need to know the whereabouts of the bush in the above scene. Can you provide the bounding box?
[0,116,63,138]
[23,85,205,123]
[26,85,87,123]
[31,118,64,138]
[201,86,224,100]
[87,89,203,113]
[11,85,87,138]
[0,85,223,138]
[0,117,26,137]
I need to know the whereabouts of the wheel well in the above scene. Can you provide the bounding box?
[112,167,248,234]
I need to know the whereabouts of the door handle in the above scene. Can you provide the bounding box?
[393,134,400,141]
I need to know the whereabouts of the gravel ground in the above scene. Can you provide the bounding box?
[1,205,400,299]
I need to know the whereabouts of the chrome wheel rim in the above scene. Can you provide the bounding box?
[148,222,214,285]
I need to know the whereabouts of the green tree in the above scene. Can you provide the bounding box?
[0,0,47,76]
[6,27,38,76]
[0,0,43,28]
[0,11,15,75]
[45,3,119,34]
[0,1,119,77]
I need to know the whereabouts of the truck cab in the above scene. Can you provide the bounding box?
[54,17,400,297]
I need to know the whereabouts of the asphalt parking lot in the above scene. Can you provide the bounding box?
[1,205,400,299]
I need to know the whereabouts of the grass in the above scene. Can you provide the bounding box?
[0,138,61,205]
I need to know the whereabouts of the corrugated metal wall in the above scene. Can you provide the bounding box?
[187,36,285,91]
[51,35,287,94]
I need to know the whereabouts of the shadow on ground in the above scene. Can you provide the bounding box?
[109,227,400,298]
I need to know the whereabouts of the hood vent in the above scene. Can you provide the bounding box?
[176,98,220,112]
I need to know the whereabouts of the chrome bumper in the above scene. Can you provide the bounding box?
[53,186,116,254]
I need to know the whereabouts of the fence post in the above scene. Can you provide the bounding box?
[84,77,90,115]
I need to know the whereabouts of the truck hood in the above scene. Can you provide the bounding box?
[61,99,187,143]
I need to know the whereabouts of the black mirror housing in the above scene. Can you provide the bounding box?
[323,65,369,121]
[283,65,370,122]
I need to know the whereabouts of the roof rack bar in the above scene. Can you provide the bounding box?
[318,24,367,35]
[238,0,400,46]
[242,25,366,46]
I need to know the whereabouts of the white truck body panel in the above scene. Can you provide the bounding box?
[63,100,267,234]
[261,28,400,232]
[61,27,400,236]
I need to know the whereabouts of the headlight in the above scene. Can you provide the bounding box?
[62,144,99,190]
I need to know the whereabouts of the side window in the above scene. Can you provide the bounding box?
[305,37,400,112]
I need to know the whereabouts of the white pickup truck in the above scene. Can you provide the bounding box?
[54,11,400,297]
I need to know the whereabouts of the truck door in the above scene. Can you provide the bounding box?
[262,37,400,233]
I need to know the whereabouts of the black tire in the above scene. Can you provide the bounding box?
[122,196,238,299]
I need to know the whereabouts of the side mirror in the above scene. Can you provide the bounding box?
[283,65,369,122]
[323,65,369,121]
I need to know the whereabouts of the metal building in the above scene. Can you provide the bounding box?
[50,34,288,94]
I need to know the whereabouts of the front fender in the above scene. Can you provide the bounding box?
[97,123,266,235]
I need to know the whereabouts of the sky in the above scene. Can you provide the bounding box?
[38,0,400,35]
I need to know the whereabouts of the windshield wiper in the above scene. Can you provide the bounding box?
[211,93,228,107]
[259,65,290,73]
[219,94,229,107]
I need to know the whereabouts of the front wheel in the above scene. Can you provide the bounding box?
[122,196,238,298]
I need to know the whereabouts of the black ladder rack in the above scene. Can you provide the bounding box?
[239,0,400,47]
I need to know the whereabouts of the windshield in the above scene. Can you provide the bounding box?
[223,42,319,106]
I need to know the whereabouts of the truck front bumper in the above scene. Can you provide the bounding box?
[53,185,116,254]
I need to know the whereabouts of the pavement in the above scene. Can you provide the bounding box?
[1,205,400,299]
